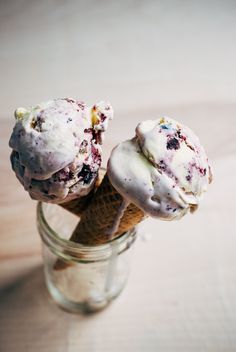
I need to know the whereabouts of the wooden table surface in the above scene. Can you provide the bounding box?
[1,1,236,351]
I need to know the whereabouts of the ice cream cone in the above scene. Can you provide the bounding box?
[70,173,146,245]
[55,116,212,271]
[53,173,146,270]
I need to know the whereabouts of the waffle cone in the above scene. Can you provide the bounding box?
[70,173,146,245]
[54,173,146,270]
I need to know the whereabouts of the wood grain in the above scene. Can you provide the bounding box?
[1,1,236,350]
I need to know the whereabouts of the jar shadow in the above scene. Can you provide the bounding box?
[0,264,102,351]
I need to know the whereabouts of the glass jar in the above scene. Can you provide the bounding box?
[37,202,137,313]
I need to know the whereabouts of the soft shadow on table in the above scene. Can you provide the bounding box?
[0,265,98,351]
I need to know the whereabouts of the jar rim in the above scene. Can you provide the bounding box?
[37,202,135,257]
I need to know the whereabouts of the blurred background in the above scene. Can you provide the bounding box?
[1,0,236,143]
[1,1,236,351]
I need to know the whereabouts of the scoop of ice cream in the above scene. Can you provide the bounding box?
[108,117,212,220]
[9,98,113,203]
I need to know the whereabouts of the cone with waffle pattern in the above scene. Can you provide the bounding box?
[70,173,146,245]
[54,172,146,270]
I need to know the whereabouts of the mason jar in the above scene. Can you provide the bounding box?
[37,202,137,313]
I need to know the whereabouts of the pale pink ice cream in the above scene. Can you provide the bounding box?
[9,98,113,203]
[108,117,212,220]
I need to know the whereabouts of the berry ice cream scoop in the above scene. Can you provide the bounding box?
[107,116,212,220]
[55,116,212,265]
[9,98,113,204]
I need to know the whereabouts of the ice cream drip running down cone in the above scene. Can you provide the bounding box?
[9,98,113,215]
